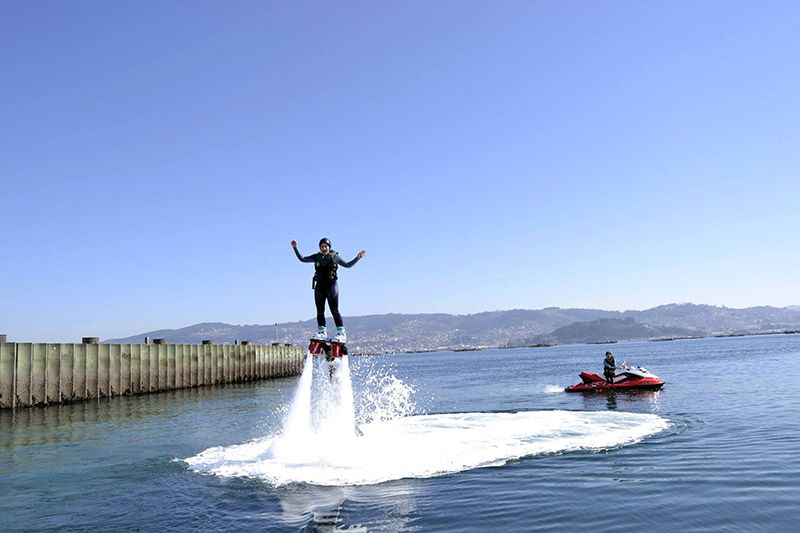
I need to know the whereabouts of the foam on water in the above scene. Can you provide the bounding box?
[185,410,667,486]
[184,351,668,486]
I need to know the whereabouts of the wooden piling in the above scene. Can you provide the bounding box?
[98,343,110,398]
[119,344,131,395]
[32,344,47,405]
[17,343,32,406]
[46,344,60,404]
[86,343,98,400]
[0,342,15,408]
[60,344,74,402]
[130,344,141,394]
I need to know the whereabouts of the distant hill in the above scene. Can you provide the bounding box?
[624,304,800,334]
[106,303,800,354]
[526,317,705,345]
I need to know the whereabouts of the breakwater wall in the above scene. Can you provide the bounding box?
[0,341,305,409]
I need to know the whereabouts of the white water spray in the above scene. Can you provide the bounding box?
[282,352,356,433]
[282,351,314,437]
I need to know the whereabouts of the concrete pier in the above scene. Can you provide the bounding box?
[0,341,304,409]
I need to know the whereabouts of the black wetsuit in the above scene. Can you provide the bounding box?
[293,248,362,328]
[604,356,616,382]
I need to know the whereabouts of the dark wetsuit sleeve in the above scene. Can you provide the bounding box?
[334,254,361,268]
[294,248,317,263]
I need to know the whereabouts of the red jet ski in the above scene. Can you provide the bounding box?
[565,363,664,392]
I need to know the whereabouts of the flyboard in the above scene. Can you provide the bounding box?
[308,338,348,361]
[309,337,347,381]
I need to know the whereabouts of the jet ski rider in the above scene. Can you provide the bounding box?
[604,351,616,383]
[292,238,366,343]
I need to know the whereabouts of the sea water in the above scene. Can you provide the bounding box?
[2,334,800,531]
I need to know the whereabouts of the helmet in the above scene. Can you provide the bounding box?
[319,237,331,248]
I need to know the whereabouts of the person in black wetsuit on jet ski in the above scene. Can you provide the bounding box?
[603,351,617,383]
[292,238,366,343]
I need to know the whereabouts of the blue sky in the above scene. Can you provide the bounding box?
[2,1,798,342]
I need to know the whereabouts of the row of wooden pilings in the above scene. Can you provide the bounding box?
[0,337,305,409]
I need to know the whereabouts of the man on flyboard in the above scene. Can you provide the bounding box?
[292,238,366,359]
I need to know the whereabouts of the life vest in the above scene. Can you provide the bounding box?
[313,251,338,287]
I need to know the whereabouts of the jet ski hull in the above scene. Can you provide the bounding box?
[565,371,665,392]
